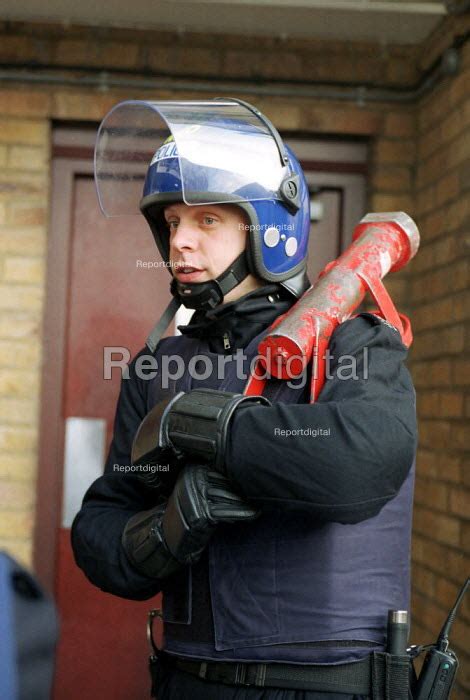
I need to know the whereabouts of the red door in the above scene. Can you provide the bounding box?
[37,131,173,699]
[36,128,367,700]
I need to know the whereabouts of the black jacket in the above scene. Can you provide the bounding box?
[71,285,417,601]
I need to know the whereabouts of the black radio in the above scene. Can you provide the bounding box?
[411,577,468,700]
[413,647,458,700]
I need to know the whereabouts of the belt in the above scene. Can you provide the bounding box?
[169,654,373,694]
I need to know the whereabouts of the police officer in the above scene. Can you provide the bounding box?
[72,99,417,700]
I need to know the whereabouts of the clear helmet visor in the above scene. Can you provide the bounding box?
[94,100,289,216]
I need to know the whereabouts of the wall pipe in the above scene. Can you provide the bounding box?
[0,32,467,105]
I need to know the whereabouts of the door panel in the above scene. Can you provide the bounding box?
[53,170,169,700]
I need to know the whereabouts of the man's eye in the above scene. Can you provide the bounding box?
[167,221,179,230]
[203,216,215,225]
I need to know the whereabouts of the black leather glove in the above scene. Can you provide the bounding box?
[122,466,259,577]
[161,388,271,475]
[162,465,259,565]
[121,502,183,579]
[131,392,186,496]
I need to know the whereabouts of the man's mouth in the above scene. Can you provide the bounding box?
[174,264,205,281]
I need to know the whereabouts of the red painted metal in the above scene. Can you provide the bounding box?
[245,213,420,403]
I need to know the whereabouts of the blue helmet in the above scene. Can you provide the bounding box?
[140,106,311,300]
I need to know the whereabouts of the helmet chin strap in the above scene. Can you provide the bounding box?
[146,252,250,352]
[170,251,250,310]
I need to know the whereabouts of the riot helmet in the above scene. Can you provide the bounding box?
[94,99,311,345]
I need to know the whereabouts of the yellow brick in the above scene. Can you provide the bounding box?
[415,476,448,512]
[441,100,470,144]
[257,51,303,82]
[54,38,100,66]
[416,149,450,190]
[0,202,6,224]
[453,291,470,322]
[0,90,50,117]
[221,49,263,78]
[418,123,442,162]
[410,242,434,274]
[452,360,470,386]
[412,565,436,597]
[0,340,41,368]
[0,311,40,340]
[172,47,220,77]
[447,197,470,232]
[7,202,47,226]
[416,296,456,329]
[413,325,465,359]
[462,35,470,70]
[419,390,464,418]
[382,276,407,303]
[383,112,415,139]
[0,510,33,538]
[0,397,38,424]
[101,41,140,70]
[0,144,7,167]
[375,138,416,166]
[3,257,44,284]
[0,480,35,509]
[430,452,462,485]
[436,171,460,207]
[434,235,458,266]
[448,131,470,171]
[450,67,470,108]
[0,426,37,451]
[419,208,445,241]
[0,172,48,200]
[303,105,381,136]
[0,118,49,145]
[256,101,302,131]
[0,538,33,568]
[418,419,452,451]
[8,145,48,171]
[0,369,40,398]
[370,193,414,213]
[0,35,37,62]
[371,166,412,192]
[451,424,470,450]
[413,506,460,547]
[52,91,120,122]
[449,487,470,519]
[418,83,451,132]
[386,56,419,85]
[0,285,44,311]
[0,228,46,256]
[0,453,37,481]
[416,185,437,217]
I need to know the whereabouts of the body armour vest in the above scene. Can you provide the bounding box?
[146,328,415,665]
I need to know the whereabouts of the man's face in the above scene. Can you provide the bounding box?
[164,203,262,302]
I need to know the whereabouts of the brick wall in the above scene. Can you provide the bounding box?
[408,29,470,700]
[0,16,468,695]
[0,97,50,565]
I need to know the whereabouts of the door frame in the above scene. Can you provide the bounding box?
[34,154,94,591]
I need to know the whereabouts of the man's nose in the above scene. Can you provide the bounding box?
[170,221,198,251]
